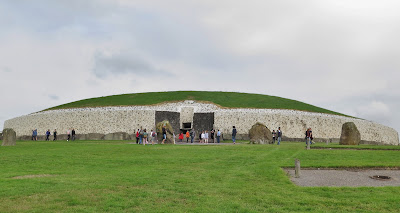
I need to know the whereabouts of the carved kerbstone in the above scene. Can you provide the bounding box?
[2,128,16,146]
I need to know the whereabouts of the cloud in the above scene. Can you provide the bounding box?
[48,95,60,100]
[2,67,11,73]
[92,51,173,79]
[355,101,391,121]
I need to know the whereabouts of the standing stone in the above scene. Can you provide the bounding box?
[2,128,16,146]
[249,122,273,144]
[339,122,361,145]
[156,120,175,144]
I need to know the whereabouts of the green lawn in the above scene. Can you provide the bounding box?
[1,141,399,212]
[44,91,347,116]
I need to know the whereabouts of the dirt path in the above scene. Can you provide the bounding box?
[285,169,400,187]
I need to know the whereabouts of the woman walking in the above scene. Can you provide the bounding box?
[186,131,190,143]
[136,129,140,144]
[143,129,148,145]
[151,129,156,145]
[179,132,184,142]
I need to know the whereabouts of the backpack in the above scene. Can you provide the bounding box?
[152,132,156,137]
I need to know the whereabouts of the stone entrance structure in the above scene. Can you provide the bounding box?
[155,106,215,135]
[3,100,399,145]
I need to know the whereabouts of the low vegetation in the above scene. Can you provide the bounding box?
[1,141,399,212]
[44,91,347,116]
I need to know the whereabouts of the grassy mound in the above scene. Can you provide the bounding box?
[45,91,347,116]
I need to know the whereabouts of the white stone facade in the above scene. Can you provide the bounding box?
[3,101,399,145]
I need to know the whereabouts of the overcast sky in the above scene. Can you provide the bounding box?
[1,0,399,135]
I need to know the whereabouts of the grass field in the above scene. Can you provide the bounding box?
[1,140,400,212]
[45,91,347,116]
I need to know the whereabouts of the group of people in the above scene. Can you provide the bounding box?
[197,129,221,143]
[305,128,314,145]
[135,128,157,145]
[193,129,222,143]
[31,128,75,141]
[30,126,313,145]
[271,127,283,145]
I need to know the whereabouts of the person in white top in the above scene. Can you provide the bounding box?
[201,131,205,143]
[150,129,157,145]
[205,131,209,144]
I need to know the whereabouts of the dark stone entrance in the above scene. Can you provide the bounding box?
[193,113,214,132]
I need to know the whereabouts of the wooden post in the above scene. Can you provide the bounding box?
[295,159,300,178]
[326,139,329,145]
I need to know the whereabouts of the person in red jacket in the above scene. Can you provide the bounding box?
[178,132,184,142]
[135,129,140,144]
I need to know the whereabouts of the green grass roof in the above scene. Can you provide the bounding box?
[44,91,347,116]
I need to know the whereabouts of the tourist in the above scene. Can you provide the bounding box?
[143,129,148,145]
[190,129,195,143]
[205,131,209,144]
[71,128,76,141]
[210,129,215,143]
[232,126,237,144]
[201,131,205,143]
[173,133,176,144]
[139,127,143,144]
[67,129,71,141]
[162,126,166,144]
[186,131,190,143]
[151,129,156,145]
[199,130,202,143]
[136,129,140,144]
[33,129,38,141]
[53,129,57,141]
[277,127,282,145]
[45,129,51,141]
[179,132,184,142]
[306,128,313,146]
[217,129,221,143]
[272,130,276,144]
[304,128,308,145]
[31,130,35,141]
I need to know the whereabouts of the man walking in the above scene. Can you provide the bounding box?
[190,129,195,143]
[53,129,57,141]
[232,126,237,144]
[277,127,282,145]
[217,129,221,143]
[71,128,76,141]
[45,129,51,141]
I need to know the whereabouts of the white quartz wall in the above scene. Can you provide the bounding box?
[4,109,155,136]
[214,109,399,145]
[3,101,399,145]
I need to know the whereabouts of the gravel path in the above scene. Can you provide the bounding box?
[285,169,400,187]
